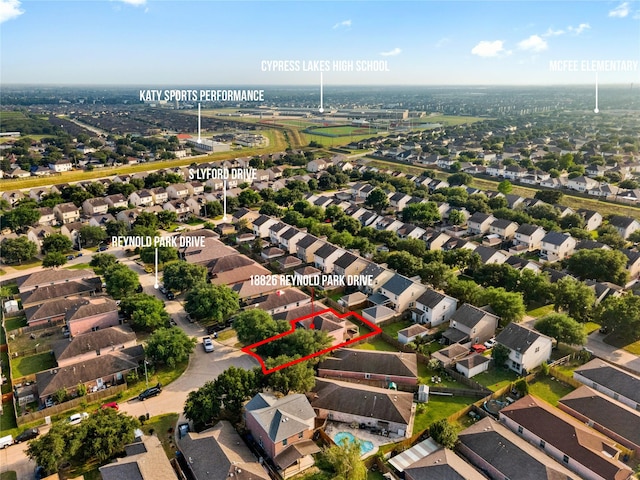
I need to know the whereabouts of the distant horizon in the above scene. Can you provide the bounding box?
[1,83,636,88]
[1,1,638,86]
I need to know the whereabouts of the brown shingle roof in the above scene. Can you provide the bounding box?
[319,348,418,379]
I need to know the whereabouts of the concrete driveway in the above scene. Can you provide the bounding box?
[586,331,640,375]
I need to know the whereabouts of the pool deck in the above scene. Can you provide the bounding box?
[325,421,401,458]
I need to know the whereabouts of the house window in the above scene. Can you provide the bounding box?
[515,352,521,359]
[535,347,540,353]
[562,455,569,464]
[364,373,371,379]
[298,432,304,439]
[540,440,545,449]
[613,393,619,401]
[282,439,288,447]
[517,426,523,434]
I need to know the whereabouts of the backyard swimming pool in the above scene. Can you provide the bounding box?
[333,431,375,455]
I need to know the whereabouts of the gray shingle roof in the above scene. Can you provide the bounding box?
[246,393,315,443]
[381,274,415,296]
[574,359,640,404]
[319,348,418,378]
[495,323,550,354]
[416,289,447,309]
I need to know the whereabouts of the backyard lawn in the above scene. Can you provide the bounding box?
[417,363,459,389]
[381,320,413,339]
[413,395,477,434]
[11,352,56,378]
[474,368,519,392]
[528,376,574,406]
[4,316,26,332]
[354,337,399,352]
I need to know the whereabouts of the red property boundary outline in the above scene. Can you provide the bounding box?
[242,307,382,374]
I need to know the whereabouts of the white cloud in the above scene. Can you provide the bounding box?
[115,0,147,5]
[471,40,506,57]
[0,0,24,23]
[609,2,630,17]
[380,47,402,57]
[332,19,351,29]
[568,23,590,34]
[542,28,565,37]
[435,37,451,48]
[517,34,548,52]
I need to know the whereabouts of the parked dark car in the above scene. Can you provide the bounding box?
[135,284,143,293]
[166,292,175,300]
[66,255,75,260]
[138,383,162,401]
[15,428,39,443]
[206,323,226,335]
[98,245,108,251]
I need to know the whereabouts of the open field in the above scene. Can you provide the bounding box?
[306,125,380,137]
[0,129,286,190]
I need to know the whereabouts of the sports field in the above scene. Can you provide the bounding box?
[305,125,379,137]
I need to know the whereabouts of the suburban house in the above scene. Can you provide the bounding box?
[295,311,359,346]
[35,345,142,406]
[457,417,581,480]
[455,354,491,378]
[499,395,633,480]
[128,189,154,207]
[577,209,603,231]
[36,206,56,226]
[100,435,178,480]
[558,386,640,457]
[378,274,426,313]
[82,197,109,216]
[20,277,102,309]
[404,449,486,480]
[467,212,495,235]
[540,232,577,262]
[512,224,546,252]
[52,325,137,367]
[442,303,499,346]
[149,187,168,204]
[53,202,81,224]
[295,235,324,263]
[166,183,190,199]
[317,349,418,386]
[567,175,599,192]
[573,359,640,411]
[27,226,55,248]
[310,377,415,438]
[489,218,518,240]
[245,288,310,316]
[494,323,553,374]
[361,305,397,324]
[244,393,318,479]
[332,252,367,278]
[608,215,640,239]
[17,268,97,294]
[397,324,430,345]
[313,243,346,274]
[359,263,395,295]
[410,288,458,327]
[163,200,191,221]
[178,421,269,480]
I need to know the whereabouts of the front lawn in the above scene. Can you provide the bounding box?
[604,333,640,355]
[11,351,56,378]
[65,262,92,270]
[381,320,413,339]
[526,304,555,318]
[141,413,180,459]
[413,395,477,434]
[584,322,601,335]
[474,368,519,392]
[529,376,574,406]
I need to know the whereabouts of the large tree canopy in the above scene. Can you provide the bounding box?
[566,249,629,286]
[534,313,586,346]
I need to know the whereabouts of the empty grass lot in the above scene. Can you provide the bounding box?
[11,351,56,378]
[529,377,574,406]
[413,395,478,434]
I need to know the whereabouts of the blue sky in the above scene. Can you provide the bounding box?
[1,0,639,85]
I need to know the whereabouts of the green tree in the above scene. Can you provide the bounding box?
[534,190,564,204]
[364,188,389,212]
[429,419,458,449]
[517,270,554,306]
[445,278,482,305]
[119,293,170,331]
[183,381,220,430]
[596,294,640,342]
[145,327,196,367]
[554,277,596,322]
[259,201,282,217]
[78,225,107,247]
[0,237,38,264]
[492,343,510,368]
[261,356,316,394]
[238,188,262,207]
[447,172,473,186]
[566,249,629,286]
[184,283,240,322]
[497,180,512,195]
[324,437,368,480]
[42,233,73,254]
[387,251,423,277]
[233,309,282,345]
[473,263,521,291]
[534,313,587,345]
[514,378,529,396]
[448,209,466,225]
[481,287,525,325]
[104,264,139,300]
[334,216,361,235]
[133,211,159,230]
[89,253,118,271]
[42,251,67,268]
[105,220,129,238]
[162,261,207,292]
[401,202,441,227]
[139,246,178,265]
[214,366,259,417]
[26,424,68,475]
[74,409,140,463]
[1,205,40,232]
[420,262,456,289]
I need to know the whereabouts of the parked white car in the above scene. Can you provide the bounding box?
[68,412,89,425]
[484,338,497,349]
